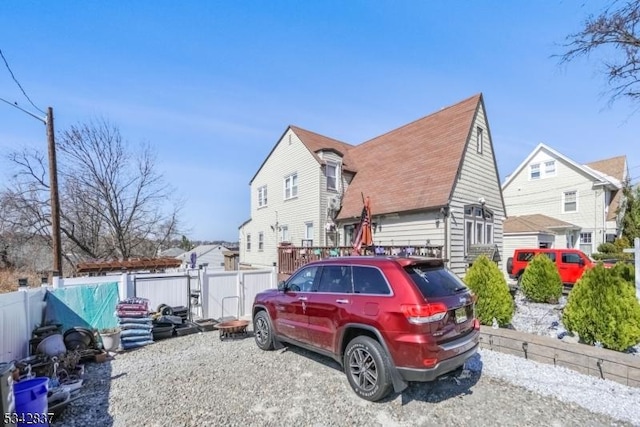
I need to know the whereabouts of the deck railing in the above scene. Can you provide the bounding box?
[277,244,443,276]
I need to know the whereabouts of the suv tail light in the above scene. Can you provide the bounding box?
[401,303,448,324]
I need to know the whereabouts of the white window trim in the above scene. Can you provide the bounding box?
[326,162,339,191]
[562,190,578,213]
[258,232,264,251]
[257,185,267,208]
[284,173,298,200]
[464,220,474,254]
[544,160,556,176]
[529,163,540,180]
[280,225,289,243]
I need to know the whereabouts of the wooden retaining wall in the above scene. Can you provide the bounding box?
[479,326,640,387]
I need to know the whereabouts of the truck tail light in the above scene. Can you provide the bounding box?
[401,303,448,324]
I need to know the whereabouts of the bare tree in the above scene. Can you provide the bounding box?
[1,119,182,264]
[561,1,640,104]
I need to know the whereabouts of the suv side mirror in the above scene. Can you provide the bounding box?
[578,258,585,266]
[277,281,286,291]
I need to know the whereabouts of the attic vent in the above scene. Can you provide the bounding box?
[288,134,292,145]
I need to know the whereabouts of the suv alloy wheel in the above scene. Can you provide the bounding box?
[344,336,393,401]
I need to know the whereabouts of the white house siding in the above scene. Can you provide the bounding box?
[502,148,608,253]
[240,129,323,268]
[449,103,505,277]
[367,210,444,250]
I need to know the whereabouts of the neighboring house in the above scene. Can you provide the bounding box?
[159,247,186,258]
[239,94,506,276]
[178,245,229,270]
[502,143,628,259]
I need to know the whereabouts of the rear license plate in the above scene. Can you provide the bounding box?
[454,307,467,324]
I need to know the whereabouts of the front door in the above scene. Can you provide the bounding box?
[305,265,353,353]
[273,265,318,344]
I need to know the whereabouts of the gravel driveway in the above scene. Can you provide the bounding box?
[52,328,635,427]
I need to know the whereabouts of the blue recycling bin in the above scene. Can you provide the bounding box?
[13,377,49,427]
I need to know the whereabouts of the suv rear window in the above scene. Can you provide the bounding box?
[405,265,468,298]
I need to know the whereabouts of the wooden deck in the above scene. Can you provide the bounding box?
[277,244,443,278]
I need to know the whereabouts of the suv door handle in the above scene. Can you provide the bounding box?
[298,297,308,301]
[335,299,349,304]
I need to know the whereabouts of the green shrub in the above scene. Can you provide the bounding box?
[520,253,562,303]
[464,255,514,326]
[613,236,630,253]
[597,242,617,254]
[611,262,635,285]
[563,264,640,351]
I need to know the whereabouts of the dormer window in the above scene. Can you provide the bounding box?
[326,162,339,191]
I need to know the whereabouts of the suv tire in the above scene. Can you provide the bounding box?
[253,311,275,351]
[344,336,393,402]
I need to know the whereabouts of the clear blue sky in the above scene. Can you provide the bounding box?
[1,1,638,242]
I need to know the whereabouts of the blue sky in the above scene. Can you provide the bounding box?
[1,1,638,241]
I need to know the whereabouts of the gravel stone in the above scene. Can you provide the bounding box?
[51,328,639,427]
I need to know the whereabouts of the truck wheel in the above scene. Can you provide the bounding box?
[344,336,392,402]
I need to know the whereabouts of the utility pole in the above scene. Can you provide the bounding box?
[46,107,62,276]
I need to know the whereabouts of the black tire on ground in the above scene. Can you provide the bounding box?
[506,257,513,275]
[343,336,393,402]
[253,311,275,351]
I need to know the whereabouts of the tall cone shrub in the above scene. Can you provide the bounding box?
[520,254,562,303]
[464,255,514,326]
[563,264,640,351]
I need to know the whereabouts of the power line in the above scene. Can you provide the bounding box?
[0,48,45,115]
[0,95,46,123]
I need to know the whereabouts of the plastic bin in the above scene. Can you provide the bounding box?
[13,377,49,427]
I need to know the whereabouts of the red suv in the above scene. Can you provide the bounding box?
[252,256,480,401]
[507,248,610,286]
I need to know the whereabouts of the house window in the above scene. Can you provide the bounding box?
[563,191,577,212]
[326,162,338,191]
[246,234,251,251]
[280,225,289,243]
[258,232,264,251]
[579,232,592,255]
[477,127,483,154]
[257,185,267,208]
[304,222,313,246]
[464,203,494,254]
[476,222,484,244]
[530,163,540,180]
[284,173,298,200]
[544,161,556,175]
[465,221,473,254]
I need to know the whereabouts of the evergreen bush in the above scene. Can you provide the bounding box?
[597,242,617,254]
[464,255,514,326]
[563,264,640,351]
[519,253,562,303]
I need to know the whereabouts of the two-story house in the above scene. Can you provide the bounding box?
[239,94,506,276]
[502,143,628,260]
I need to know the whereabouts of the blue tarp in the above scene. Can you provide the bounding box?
[44,283,119,333]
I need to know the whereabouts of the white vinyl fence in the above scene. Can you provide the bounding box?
[0,267,277,363]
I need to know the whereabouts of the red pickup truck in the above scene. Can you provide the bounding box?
[506,248,611,286]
